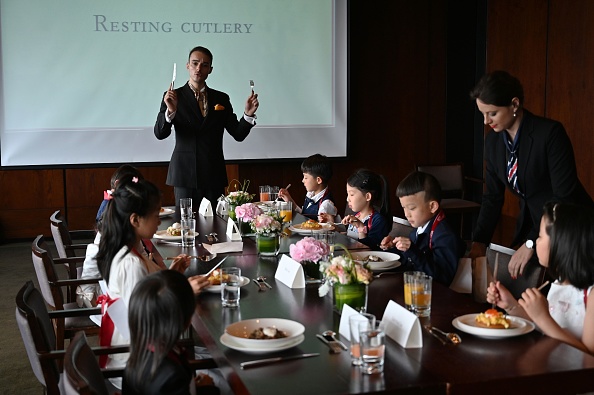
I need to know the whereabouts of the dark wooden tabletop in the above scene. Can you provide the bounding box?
[154,210,594,395]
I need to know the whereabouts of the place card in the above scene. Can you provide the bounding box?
[216,199,228,216]
[226,218,242,241]
[450,257,472,294]
[275,255,305,288]
[203,241,243,254]
[198,197,213,217]
[381,300,422,348]
[338,304,361,341]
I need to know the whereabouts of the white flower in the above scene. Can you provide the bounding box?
[318,281,331,297]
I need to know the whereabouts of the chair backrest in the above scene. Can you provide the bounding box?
[64,332,109,395]
[32,235,65,310]
[15,281,61,393]
[416,163,465,198]
[487,243,546,300]
[390,216,414,238]
[51,210,73,259]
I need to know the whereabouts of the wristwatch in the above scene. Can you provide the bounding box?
[525,239,534,249]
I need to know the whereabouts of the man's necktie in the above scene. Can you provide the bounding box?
[197,91,208,117]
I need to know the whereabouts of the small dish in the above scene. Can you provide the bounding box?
[204,276,250,293]
[289,223,335,234]
[350,251,401,271]
[220,333,305,355]
[153,229,198,241]
[159,207,175,217]
[225,318,305,348]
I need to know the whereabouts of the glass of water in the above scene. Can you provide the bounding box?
[180,198,193,220]
[221,267,241,307]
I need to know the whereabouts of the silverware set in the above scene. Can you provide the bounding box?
[316,330,347,353]
[253,276,272,291]
[424,325,462,344]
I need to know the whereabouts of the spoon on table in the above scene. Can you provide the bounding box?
[321,330,348,351]
[256,276,272,289]
[427,325,462,344]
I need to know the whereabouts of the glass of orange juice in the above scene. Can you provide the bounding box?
[259,185,270,202]
[411,274,432,317]
[278,201,292,223]
[403,271,424,311]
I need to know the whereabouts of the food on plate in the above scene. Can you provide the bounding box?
[248,327,288,339]
[300,219,322,230]
[208,269,229,285]
[166,222,182,236]
[475,308,511,329]
[364,254,384,262]
[160,207,165,213]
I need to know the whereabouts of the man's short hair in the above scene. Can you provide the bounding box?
[188,46,213,64]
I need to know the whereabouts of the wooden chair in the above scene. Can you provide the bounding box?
[486,243,547,300]
[31,235,101,350]
[16,282,127,395]
[416,163,482,238]
[50,210,95,259]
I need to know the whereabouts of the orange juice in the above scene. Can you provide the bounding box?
[280,209,292,222]
[350,344,360,358]
[260,192,270,201]
[404,283,423,307]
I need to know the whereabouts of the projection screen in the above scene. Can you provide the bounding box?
[0,0,348,167]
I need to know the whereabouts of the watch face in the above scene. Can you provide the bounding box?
[526,240,534,249]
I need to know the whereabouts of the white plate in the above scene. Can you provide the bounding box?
[204,276,250,293]
[350,251,401,271]
[452,314,536,339]
[225,318,305,348]
[289,223,335,234]
[159,207,175,217]
[220,333,305,355]
[153,229,198,241]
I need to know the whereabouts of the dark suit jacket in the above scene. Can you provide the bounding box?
[473,110,593,247]
[398,214,465,286]
[154,83,254,193]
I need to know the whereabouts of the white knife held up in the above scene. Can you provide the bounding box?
[171,63,176,90]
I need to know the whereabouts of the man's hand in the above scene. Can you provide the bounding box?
[164,85,178,115]
[244,91,259,116]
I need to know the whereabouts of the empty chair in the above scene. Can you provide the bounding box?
[31,235,101,349]
[487,243,546,300]
[50,210,95,259]
[416,163,482,238]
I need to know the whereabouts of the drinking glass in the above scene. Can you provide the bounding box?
[411,274,432,317]
[221,267,241,307]
[180,198,193,220]
[278,201,293,224]
[403,271,424,311]
[325,231,336,257]
[349,313,376,366]
[269,186,280,201]
[259,185,270,202]
[181,218,196,248]
[360,329,385,374]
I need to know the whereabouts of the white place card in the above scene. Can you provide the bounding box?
[450,257,472,294]
[381,300,422,348]
[339,304,361,341]
[275,255,305,289]
[203,241,243,254]
[226,218,242,241]
[199,197,214,217]
[216,199,228,216]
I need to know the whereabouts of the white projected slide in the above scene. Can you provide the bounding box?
[0,0,347,166]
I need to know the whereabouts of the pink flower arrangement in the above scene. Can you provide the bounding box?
[318,252,373,297]
[289,237,330,263]
[235,203,262,223]
[251,213,283,235]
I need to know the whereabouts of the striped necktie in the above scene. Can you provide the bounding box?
[507,141,519,194]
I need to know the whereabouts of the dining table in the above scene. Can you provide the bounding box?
[154,208,594,395]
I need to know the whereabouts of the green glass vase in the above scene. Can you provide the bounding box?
[256,234,280,256]
[333,283,368,313]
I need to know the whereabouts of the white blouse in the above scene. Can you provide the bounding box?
[548,280,593,338]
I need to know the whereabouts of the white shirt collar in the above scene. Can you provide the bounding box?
[306,187,328,203]
[417,220,431,235]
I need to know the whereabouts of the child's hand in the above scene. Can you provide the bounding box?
[278,188,292,203]
[318,212,334,223]
[169,254,190,273]
[195,373,215,387]
[187,275,211,295]
[486,281,517,311]
[393,236,411,252]
[380,236,395,250]
[343,215,366,233]
[518,287,549,322]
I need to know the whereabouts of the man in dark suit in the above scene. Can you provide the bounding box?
[469,71,593,278]
[155,46,259,218]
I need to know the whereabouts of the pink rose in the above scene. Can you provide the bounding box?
[289,237,330,263]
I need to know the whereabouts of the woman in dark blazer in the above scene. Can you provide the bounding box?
[468,71,593,278]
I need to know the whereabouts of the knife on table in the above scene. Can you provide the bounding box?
[240,353,319,369]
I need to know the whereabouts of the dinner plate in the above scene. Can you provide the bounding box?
[204,276,250,293]
[153,229,198,241]
[289,223,335,234]
[220,333,305,355]
[452,314,536,339]
[159,207,175,217]
[350,251,401,271]
[225,318,305,348]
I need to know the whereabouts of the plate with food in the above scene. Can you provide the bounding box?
[220,333,305,355]
[350,251,401,271]
[153,222,198,241]
[159,207,175,217]
[452,309,536,339]
[205,269,250,293]
[289,219,335,234]
[224,318,305,349]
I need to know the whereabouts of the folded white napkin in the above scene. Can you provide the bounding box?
[203,242,243,254]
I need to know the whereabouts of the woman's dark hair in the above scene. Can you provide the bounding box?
[301,153,333,185]
[470,70,524,107]
[396,171,442,203]
[543,202,594,289]
[124,270,195,390]
[347,168,390,217]
[96,175,161,282]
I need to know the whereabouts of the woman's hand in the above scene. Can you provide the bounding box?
[508,244,534,279]
[188,275,211,295]
[169,254,190,273]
